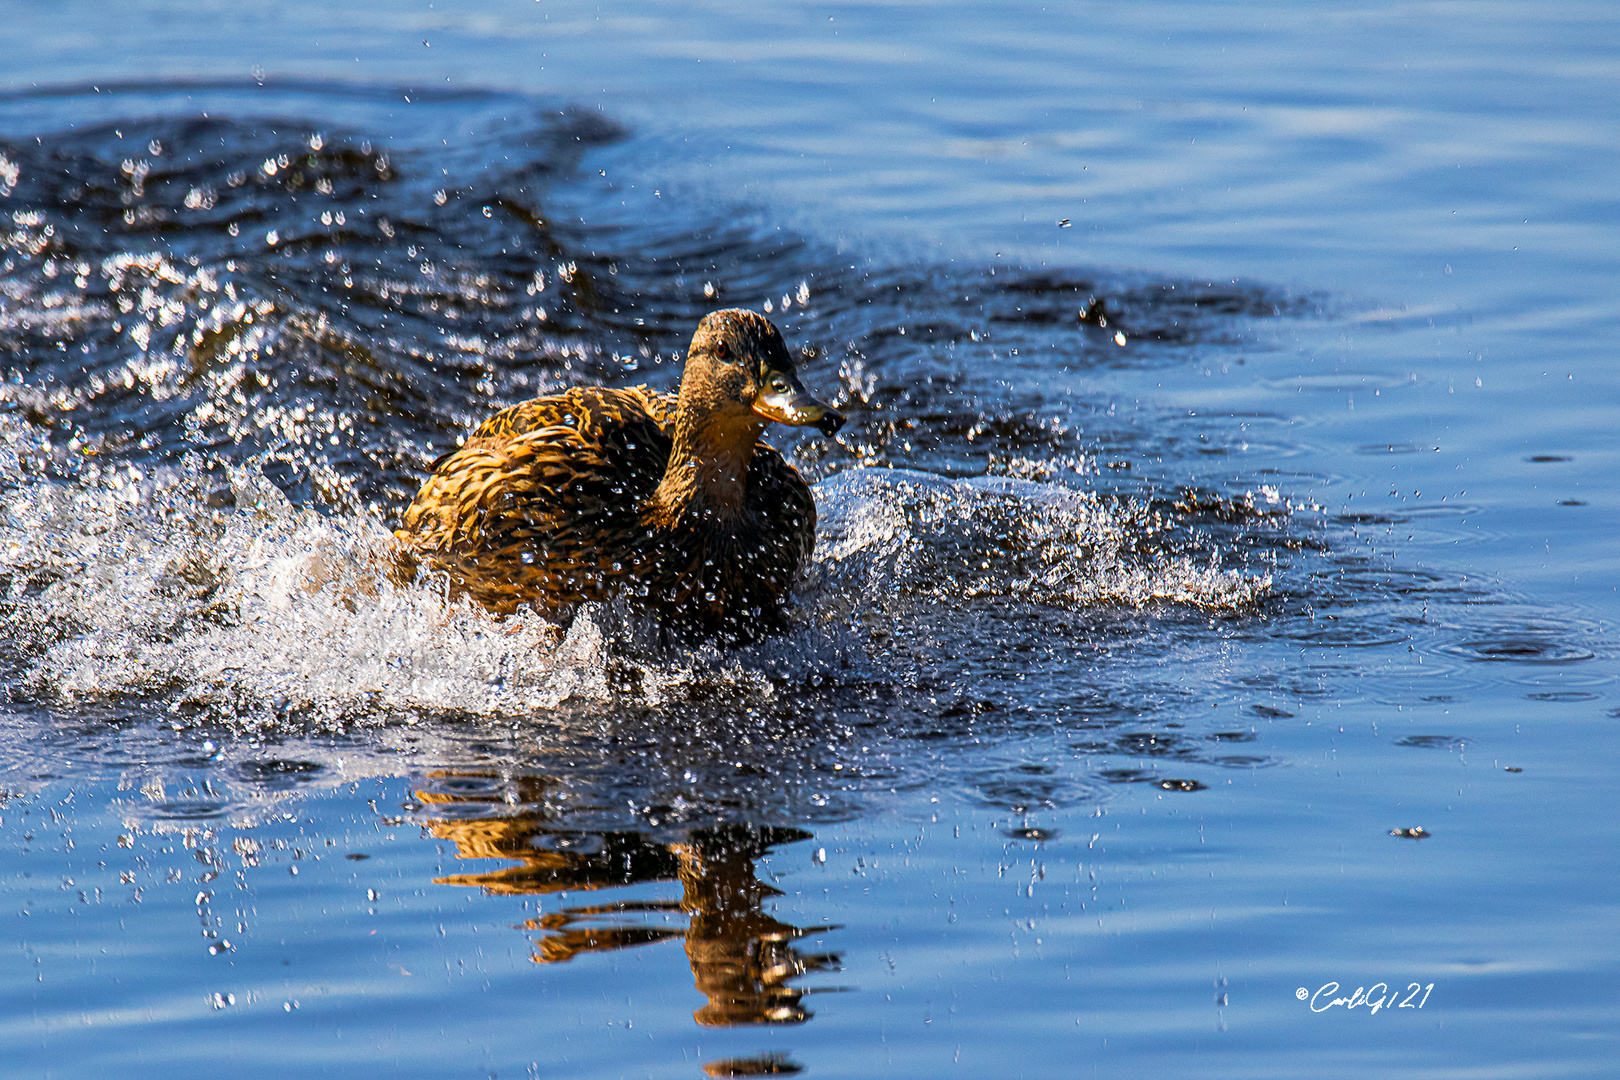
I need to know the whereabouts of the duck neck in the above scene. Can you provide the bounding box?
[654,403,767,520]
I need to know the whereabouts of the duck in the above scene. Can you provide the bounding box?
[394,308,845,644]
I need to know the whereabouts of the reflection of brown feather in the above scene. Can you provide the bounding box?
[427,813,682,894]
[419,793,838,1028]
[537,926,685,965]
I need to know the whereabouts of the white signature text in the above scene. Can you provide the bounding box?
[1296,982,1433,1014]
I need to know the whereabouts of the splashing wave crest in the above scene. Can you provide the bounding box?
[0,412,1265,724]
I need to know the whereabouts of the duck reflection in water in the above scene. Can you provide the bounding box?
[416,773,842,1027]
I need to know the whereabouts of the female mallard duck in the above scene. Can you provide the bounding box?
[395,309,844,644]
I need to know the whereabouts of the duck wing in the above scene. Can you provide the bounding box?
[469,384,676,442]
[396,386,675,612]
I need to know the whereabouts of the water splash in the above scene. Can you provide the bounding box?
[0,428,1265,726]
[815,468,1269,611]
[0,431,869,723]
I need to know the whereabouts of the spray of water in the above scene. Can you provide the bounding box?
[0,409,1268,727]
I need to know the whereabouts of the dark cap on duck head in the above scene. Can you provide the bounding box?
[688,309,845,437]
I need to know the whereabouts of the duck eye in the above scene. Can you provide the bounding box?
[714,341,729,359]
[770,376,789,393]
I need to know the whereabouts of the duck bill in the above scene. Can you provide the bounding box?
[754,372,846,437]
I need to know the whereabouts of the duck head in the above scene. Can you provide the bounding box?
[658,310,844,517]
[680,309,845,439]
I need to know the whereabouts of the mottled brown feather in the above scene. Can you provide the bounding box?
[395,382,818,643]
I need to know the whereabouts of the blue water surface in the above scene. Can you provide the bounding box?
[1,3,1617,1078]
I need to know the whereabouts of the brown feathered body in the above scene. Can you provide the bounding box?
[395,311,840,645]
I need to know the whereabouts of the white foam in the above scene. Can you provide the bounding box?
[815,467,1270,610]
[0,443,1266,723]
[0,444,856,721]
